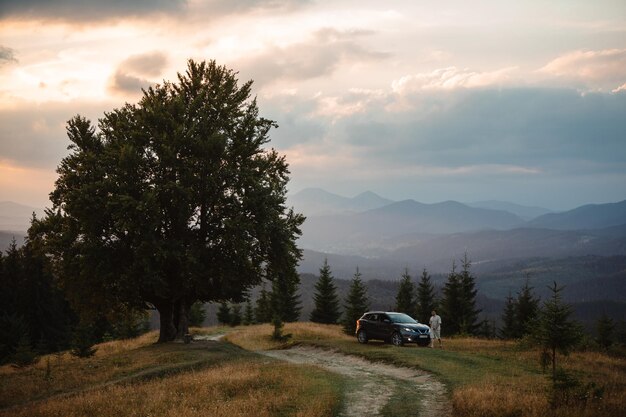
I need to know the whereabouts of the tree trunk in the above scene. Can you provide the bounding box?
[156,302,177,343]
[174,299,191,340]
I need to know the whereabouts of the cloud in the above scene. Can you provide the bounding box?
[0,0,187,22]
[108,51,168,96]
[235,28,389,87]
[539,49,626,91]
[0,45,17,66]
[391,66,518,93]
[268,85,626,192]
[0,0,312,23]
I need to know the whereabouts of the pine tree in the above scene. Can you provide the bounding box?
[216,302,231,325]
[243,300,255,325]
[596,312,614,350]
[499,291,518,339]
[415,268,436,323]
[395,268,415,315]
[255,285,272,323]
[458,254,481,334]
[230,304,242,327]
[310,259,341,324]
[532,282,583,379]
[440,261,462,335]
[514,276,539,338]
[270,271,301,322]
[342,268,369,335]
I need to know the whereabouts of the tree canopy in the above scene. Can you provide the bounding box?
[33,60,304,342]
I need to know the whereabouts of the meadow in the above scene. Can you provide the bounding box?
[1,323,624,417]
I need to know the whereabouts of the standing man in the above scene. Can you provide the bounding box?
[429,310,442,348]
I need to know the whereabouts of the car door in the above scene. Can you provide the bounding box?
[365,313,381,338]
[377,313,394,340]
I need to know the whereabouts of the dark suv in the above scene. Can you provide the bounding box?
[355,311,431,347]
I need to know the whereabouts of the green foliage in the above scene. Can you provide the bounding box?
[270,270,301,322]
[70,323,98,358]
[243,300,255,325]
[549,369,604,410]
[255,285,272,323]
[271,315,291,342]
[35,59,304,343]
[514,277,540,337]
[595,312,615,350]
[188,302,206,327]
[310,259,341,324]
[0,230,76,363]
[342,268,369,335]
[230,304,242,327]
[499,292,517,339]
[12,333,39,367]
[394,268,415,315]
[440,255,481,336]
[415,268,436,323]
[532,282,583,378]
[216,302,231,325]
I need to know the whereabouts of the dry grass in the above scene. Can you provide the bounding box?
[0,327,343,417]
[225,322,353,351]
[227,323,626,417]
[2,361,340,417]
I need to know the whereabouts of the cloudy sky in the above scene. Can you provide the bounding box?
[1,0,625,210]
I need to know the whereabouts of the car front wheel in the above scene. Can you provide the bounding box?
[391,332,403,347]
[357,329,368,344]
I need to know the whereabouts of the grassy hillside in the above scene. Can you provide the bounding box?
[3,324,624,417]
[227,323,625,417]
[0,329,344,417]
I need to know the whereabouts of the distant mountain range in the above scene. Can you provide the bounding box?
[288,189,626,258]
[0,201,44,233]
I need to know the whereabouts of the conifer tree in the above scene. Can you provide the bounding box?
[596,312,614,350]
[230,304,242,327]
[440,261,462,335]
[532,282,583,379]
[342,267,369,335]
[499,291,517,339]
[458,254,481,334]
[255,284,272,323]
[415,268,436,323]
[514,277,540,338]
[395,268,415,315]
[310,259,341,324]
[270,271,301,322]
[243,300,255,325]
[216,302,231,325]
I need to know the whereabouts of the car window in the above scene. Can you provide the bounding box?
[387,313,417,324]
[379,314,389,322]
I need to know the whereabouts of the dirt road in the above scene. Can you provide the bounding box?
[259,346,451,417]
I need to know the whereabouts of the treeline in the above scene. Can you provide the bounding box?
[214,254,483,338]
[216,254,626,354]
[0,232,150,366]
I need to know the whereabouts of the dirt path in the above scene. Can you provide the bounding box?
[259,346,451,417]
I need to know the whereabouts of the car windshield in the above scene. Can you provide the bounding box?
[387,313,417,324]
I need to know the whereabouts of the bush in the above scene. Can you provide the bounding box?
[70,324,98,358]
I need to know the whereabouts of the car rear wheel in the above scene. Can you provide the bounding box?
[357,329,368,344]
[391,332,403,347]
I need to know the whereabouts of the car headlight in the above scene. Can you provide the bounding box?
[402,327,413,332]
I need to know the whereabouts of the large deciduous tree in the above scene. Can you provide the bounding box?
[34,60,304,342]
